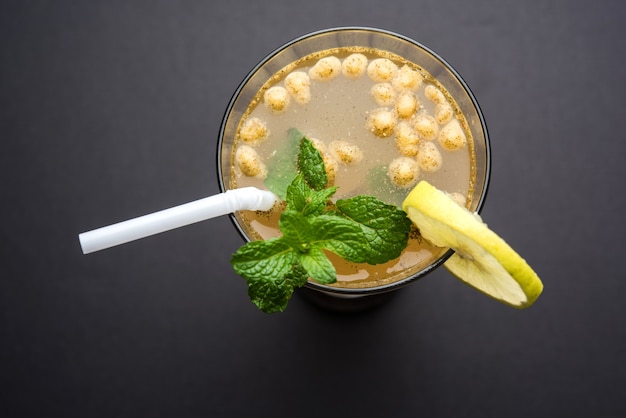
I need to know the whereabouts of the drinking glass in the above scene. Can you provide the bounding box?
[217,27,490,311]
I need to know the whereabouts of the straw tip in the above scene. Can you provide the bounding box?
[78,232,92,254]
[258,189,279,211]
[227,187,278,211]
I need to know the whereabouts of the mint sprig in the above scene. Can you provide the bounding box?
[231,135,411,313]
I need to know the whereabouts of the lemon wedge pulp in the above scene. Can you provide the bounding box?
[402,181,543,308]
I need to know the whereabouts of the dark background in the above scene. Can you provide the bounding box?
[2,1,625,417]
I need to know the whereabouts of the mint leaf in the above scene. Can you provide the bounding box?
[285,262,309,288]
[286,174,337,216]
[299,246,336,284]
[278,210,314,252]
[231,238,297,281]
[298,137,327,190]
[264,128,303,200]
[335,196,412,264]
[244,260,310,314]
[273,211,339,285]
[309,214,369,263]
[246,265,298,313]
[231,238,299,313]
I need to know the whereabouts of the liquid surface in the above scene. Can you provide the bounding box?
[229,46,476,289]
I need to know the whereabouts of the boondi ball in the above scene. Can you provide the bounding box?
[435,102,454,124]
[388,157,420,188]
[417,141,443,173]
[413,114,438,141]
[370,83,396,106]
[239,117,269,145]
[367,108,397,138]
[264,86,290,113]
[328,140,363,165]
[395,121,420,157]
[342,53,368,79]
[438,119,467,150]
[284,71,312,105]
[236,145,267,178]
[395,91,419,119]
[309,56,342,81]
[424,84,446,105]
[367,58,398,82]
[391,65,423,91]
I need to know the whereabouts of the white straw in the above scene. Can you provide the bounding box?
[79,187,277,254]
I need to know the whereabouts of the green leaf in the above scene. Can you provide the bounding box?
[299,246,336,284]
[335,196,412,264]
[297,137,327,191]
[285,262,309,288]
[264,128,304,200]
[246,260,310,313]
[285,174,309,212]
[231,238,297,281]
[279,210,314,252]
[286,174,337,216]
[308,214,369,263]
[231,238,306,313]
[246,276,294,313]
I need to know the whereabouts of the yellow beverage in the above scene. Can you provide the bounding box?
[217,28,490,296]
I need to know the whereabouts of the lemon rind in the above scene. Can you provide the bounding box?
[402,181,543,308]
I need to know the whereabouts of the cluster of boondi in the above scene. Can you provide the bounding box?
[234,53,468,191]
[364,60,467,189]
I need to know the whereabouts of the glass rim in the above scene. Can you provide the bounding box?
[217,26,491,296]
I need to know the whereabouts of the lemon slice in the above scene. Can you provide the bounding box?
[402,181,543,308]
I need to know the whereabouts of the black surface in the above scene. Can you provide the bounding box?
[2,1,625,417]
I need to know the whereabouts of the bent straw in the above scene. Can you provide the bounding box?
[79,187,277,254]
